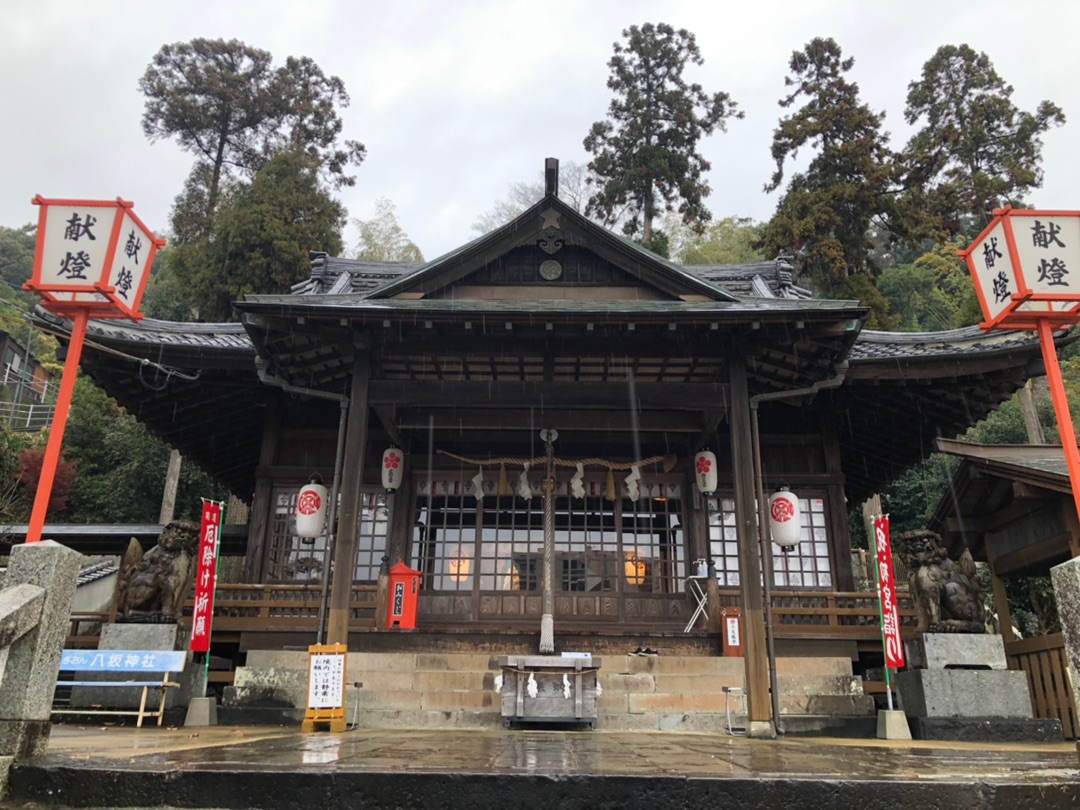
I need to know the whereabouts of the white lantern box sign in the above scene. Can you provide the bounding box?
[959,207,1080,331]
[26,196,165,319]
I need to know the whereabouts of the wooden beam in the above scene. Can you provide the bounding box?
[369,380,730,410]
[394,408,703,433]
[373,404,406,448]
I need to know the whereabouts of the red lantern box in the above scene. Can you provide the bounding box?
[25,196,165,320]
[387,561,421,630]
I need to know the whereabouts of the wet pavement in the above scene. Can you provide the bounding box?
[7,723,1080,809]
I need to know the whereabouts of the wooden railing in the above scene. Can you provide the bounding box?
[193,583,379,633]
[65,611,110,649]
[1006,633,1078,739]
[717,589,918,640]
[71,587,916,645]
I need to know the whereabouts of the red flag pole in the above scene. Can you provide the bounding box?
[871,515,894,711]
[27,309,89,543]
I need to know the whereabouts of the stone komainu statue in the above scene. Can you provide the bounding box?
[894,529,986,634]
[116,520,200,623]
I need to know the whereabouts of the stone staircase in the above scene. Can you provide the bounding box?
[223,650,875,734]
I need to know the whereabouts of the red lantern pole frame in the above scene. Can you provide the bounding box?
[1037,319,1080,525]
[23,197,163,542]
[960,208,1080,528]
[26,310,88,543]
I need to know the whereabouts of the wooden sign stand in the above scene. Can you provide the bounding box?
[302,643,348,732]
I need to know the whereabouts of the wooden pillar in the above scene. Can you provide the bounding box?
[728,347,772,733]
[985,537,1016,644]
[819,413,855,591]
[158,449,182,524]
[327,354,372,646]
[243,400,282,583]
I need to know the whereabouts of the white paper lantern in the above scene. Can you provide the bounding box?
[382,447,404,492]
[295,480,328,538]
[694,450,717,495]
[768,487,802,549]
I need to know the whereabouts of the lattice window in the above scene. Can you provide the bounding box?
[412,476,685,594]
[706,493,833,589]
[267,486,388,583]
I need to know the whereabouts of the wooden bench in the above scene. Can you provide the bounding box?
[53,649,187,728]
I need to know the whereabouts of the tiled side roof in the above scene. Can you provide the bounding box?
[290,253,420,295]
[683,261,813,299]
[33,309,253,353]
[77,560,119,586]
[851,326,1042,360]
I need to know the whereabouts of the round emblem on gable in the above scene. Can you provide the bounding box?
[539,260,563,281]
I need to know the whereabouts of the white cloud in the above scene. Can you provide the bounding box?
[2,0,1077,259]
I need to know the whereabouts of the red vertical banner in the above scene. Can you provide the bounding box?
[873,515,905,669]
[190,500,222,653]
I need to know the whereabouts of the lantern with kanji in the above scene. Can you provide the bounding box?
[694,450,717,495]
[382,447,403,492]
[768,487,802,550]
[296,476,328,538]
[959,207,1080,331]
[25,197,164,320]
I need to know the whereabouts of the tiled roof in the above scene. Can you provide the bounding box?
[77,560,119,586]
[851,326,1042,360]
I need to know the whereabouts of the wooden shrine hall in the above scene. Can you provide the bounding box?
[36,160,1056,732]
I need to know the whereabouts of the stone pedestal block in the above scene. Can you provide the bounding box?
[897,669,1032,718]
[184,696,218,727]
[100,623,184,651]
[876,709,912,740]
[905,633,1006,670]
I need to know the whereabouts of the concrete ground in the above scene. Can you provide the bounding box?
[5,723,1080,809]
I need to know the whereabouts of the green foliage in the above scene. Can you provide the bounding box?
[0,224,36,293]
[63,376,225,522]
[140,249,194,321]
[140,38,365,220]
[177,148,345,321]
[877,243,978,332]
[584,22,742,244]
[667,215,765,265]
[353,198,424,263]
[899,44,1065,239]
[881,453,959,535]
[759,38,894,326]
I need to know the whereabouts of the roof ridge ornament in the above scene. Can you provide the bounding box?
[538,206,564,255]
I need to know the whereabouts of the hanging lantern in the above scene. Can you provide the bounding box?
[624,551,646,586]
[449,547,472,583]
[768,487,802,550]
[295,476,328,538]
[694,450,717,495]
[382,447,403,492]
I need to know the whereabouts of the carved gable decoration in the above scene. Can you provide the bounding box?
[368,196,735,305]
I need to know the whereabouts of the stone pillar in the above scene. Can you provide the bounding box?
[1051,557,1080,719]
[0,541,82,762]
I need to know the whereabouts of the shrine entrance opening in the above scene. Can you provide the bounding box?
[411,475,687,626]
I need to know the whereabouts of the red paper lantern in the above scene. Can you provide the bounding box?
[694,450,717,495]
[768,487,802,549]
[382,447,403,492]
[295,479,328,538]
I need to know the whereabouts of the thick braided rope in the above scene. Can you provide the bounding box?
[436,450,677,471]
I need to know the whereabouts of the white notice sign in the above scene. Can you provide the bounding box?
[307,652,346,710]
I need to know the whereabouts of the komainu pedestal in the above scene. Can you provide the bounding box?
[897,634,1061,742]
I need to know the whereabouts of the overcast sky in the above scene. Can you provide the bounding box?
[3,1,1078,261]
